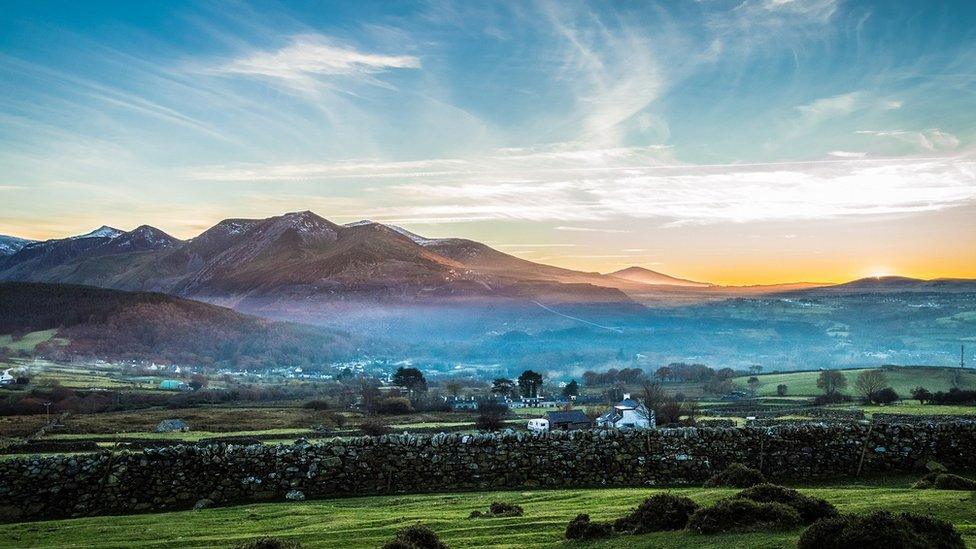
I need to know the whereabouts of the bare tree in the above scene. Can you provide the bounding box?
[641,381,667,411]
[854,370,888,403]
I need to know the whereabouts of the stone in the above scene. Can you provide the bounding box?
[193,498,214,510]
[285,490,305,501]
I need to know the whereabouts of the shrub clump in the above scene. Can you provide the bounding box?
[798,511,964,549]
[358,419,391,437]
[932,473,976,491]
[234,538,302,549]
[704,463,767,488]
[564,513,614,540]
[686,498,801,534]
[469,502,524,518]
[381,524,448,549]
[733,484,837,523]
[613,493,700,533]
[912,472,976,491]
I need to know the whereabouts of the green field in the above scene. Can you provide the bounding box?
[42,428,316,442]
[3,475,973,548]
[739,366,976,397]
[0,330,64,354]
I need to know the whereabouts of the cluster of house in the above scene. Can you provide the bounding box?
[447,393,606,412]
[527,394,655,432]
[0,369,15,385]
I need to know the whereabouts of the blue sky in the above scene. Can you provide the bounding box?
[1,0,975,283]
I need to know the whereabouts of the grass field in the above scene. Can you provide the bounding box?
[3,475,973,548]
[0,329,65,354]
[739,366,976,397]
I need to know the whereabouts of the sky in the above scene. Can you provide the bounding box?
[1,0,975,285]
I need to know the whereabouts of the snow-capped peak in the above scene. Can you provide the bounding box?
[73,225,123,240]
[343,219,377,228]
[0,235,36,255]
[387,224,448,246]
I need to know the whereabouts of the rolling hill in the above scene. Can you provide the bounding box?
[737,366,976,397]
[0,282,353,367]
[607,266,709,287]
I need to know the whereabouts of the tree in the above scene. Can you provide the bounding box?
[392,367,427,396]
[475,400,507,431]
[873,387,899,405]
[748,365,763,376]
[776,384,788,397]
[517,370,543,398]
[641,381,668,412]
[747,377,761,396]
[910,386,932,405]
[816,370,847,395]
[444,380,463,398]
[491,378,516,397]
[188,373,208,391]
[562,379,580,398]
[854,370,888,403]
[655,366,674,380]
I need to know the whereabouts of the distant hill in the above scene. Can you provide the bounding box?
[607,266,709,287]
[795,276,976,295]
[0,282,353,367]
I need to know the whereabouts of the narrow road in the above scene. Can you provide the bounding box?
[531,301,623,332]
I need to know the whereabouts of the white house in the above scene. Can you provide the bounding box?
[596,394,654,429]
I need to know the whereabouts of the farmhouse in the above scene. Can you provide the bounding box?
[596,394,654,429]
[544,409,591,431]
[155,419,189,433]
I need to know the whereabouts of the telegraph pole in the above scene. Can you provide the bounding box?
[962,344,966,369]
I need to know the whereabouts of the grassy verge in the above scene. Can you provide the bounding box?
[3,475,974,548]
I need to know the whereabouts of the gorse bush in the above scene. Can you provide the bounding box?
[733,484,837,523]
[233,537,302,549]
[613,493,700,533]
[358,419,391,436]
[932,473,976,491]
[686,498,801,534]
[798,511,964,549]
[704,463,766,488]
[564,514,613,540]
[912,472,976,491]
[488,502,523,517]
[382,523,448,549]
[470,502,524,518]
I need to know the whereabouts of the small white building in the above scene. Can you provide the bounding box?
[527,418,549,433]
[596,394,654,429]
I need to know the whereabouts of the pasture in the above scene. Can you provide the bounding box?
[739,366,976,397]
[2,474,973,548]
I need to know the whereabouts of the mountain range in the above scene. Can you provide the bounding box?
[0,212,639,307]
[2,211,973,315]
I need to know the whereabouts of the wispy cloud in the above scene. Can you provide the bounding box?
[856,129,961,152]
[795,92,862,125]
[189,145,976,226]
[215,34,420,89]
[555,226,630,234]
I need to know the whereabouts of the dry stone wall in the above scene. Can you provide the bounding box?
[2,421,975,522]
